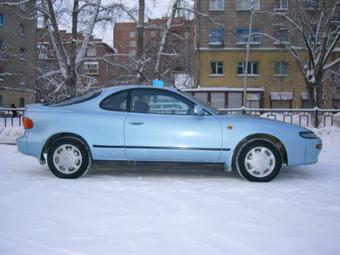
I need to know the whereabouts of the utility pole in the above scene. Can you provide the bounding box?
[242,0,255,109]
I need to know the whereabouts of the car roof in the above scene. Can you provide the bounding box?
[101,85,179,95]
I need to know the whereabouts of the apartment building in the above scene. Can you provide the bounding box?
[194,0,339,109]
[114,17,195,84]
[36,29,115,100]
[0,2,37,107]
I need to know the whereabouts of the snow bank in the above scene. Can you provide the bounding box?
[0,126,340,255]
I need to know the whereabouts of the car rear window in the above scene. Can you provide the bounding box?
[49,90,102,107]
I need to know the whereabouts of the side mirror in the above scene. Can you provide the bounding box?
[194,105,205,116]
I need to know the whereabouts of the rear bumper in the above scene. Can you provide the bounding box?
[16,134,28,155]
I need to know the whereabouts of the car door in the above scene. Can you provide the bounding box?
[90,90,128,160]
[124,88,223,162]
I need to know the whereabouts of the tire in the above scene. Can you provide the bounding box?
[235,140,282,182]
[47,138,91,179]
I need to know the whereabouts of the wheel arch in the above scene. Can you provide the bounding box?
[41,132,92,163]
[231,133,288,170]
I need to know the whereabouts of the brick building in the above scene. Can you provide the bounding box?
[113,17,195,84]
[194,0,340,109]
[37,29,115,100]
[0,2,37,107]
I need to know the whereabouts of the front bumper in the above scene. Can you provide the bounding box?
[304,137,322,165]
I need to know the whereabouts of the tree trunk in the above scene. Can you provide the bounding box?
[68,0,79,97]
[136,0,144,59]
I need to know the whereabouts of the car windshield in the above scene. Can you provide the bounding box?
[178,90,222,115]
[49,90,102,107]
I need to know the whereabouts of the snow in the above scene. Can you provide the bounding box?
[0,118,24,144]
[270,92,294,100]
[1,127,340,254]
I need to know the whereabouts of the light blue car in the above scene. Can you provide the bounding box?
[17,85,322,182]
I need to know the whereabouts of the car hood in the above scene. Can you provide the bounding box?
[216,113,310,133]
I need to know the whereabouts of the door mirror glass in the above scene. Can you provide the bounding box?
[194,105,204,116]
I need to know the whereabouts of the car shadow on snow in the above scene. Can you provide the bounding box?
[32,162,319,182]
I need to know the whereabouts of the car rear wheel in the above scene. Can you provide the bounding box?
[235,140,282,182]
[47,138,90,178]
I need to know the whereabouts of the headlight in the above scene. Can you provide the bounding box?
[299,131,318,139]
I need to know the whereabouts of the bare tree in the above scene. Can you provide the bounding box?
[260,0,340,108]
[35,0,136,99]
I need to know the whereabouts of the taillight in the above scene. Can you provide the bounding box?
[23,117,34,129]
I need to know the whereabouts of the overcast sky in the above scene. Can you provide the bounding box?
[93,0,173,47]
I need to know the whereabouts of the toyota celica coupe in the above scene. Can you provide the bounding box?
[17,85,322,182]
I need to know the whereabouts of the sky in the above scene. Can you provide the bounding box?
[93,0,174,47]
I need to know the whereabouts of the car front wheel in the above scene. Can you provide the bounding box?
[47,138,91,178]
[235,140,282,182]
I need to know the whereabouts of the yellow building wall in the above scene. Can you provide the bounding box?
[197,50,311,108]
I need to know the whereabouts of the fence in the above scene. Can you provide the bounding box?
[219,107,340,128]
[0,107,339,128]
[0,108,25,127]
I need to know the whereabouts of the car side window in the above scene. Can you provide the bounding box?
[131,89,195,115]
[100,91,128,112]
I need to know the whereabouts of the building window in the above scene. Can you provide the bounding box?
[236,0,260,11]
[37,43,48,59]
[128,49,136,56]
[0,95,3,107]
[85,76,96,86]
[150,31,157,38]
[301,93,311,109]
[83,61,99,74]
[210,62,224,75]
[184,31,190,40]
[20,97,25,107]
[245,93,261,108]
[19,3,27,11]
[275,61,288,76]
[270,92,293,108]
[209,28,225,46]
[309,26,320,44]
[129,40,136,47]
[193,92,208,103]
[228,93,243,108]
[275,0,288,11]
[273,27,288,43]
[209,0,224,11]
[0,14,3,27]
[86,47,96,57]
[237,61,259,75]
[305,0,319,9]
[20,73,26,86]
[211,92,225,109]
[19,48,25,61]
[236,28,260,44]
[129,31,136,37]
[20,24,26,36]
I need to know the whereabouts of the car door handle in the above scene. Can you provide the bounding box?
[129,120,144,125]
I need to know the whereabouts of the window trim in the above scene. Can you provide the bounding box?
[209,0,224,11]
[274,60,289,76]
[274,0,288,11]
[209,28,225,46]
[130,88,197,116]
[236,28,261,45]
[20,23,26,37]
[99,90,130,112]
[237,61,259,76]
[0,13,3,27]
[210,61,224,76]
[236,0,260,11]
[100,88,214,116]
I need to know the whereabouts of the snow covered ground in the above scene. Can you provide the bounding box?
[1,127,340,255]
